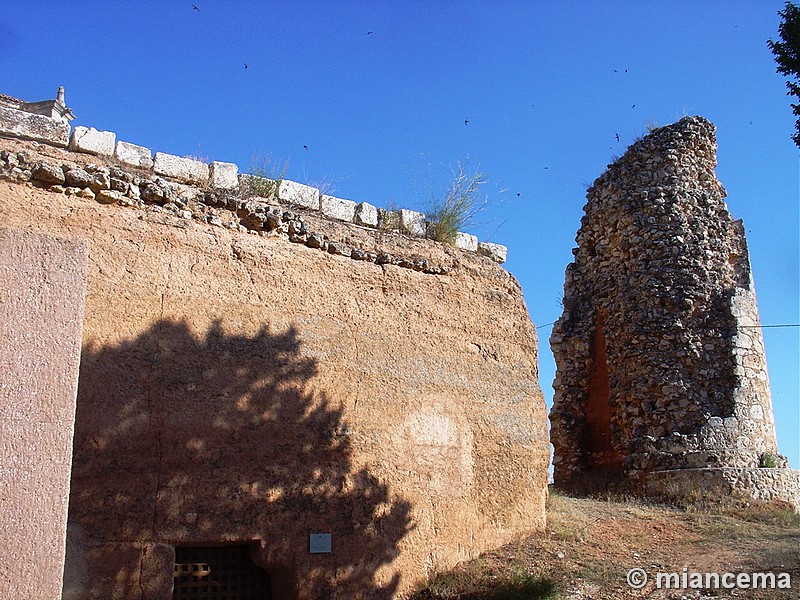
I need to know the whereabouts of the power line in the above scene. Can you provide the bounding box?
[536,322,799,330]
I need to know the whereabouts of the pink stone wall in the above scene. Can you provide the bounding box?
[0,228,87,599]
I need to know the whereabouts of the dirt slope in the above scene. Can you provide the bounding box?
[412,490,800,599]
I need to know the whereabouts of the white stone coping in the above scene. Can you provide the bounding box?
[398,209,426,236]
[70,126,116,157]
[321,195,357,222]
[0,105,70,148]
[478,242,508,264]
[115,141,153,169]
[278,179,320,210]
[3,116,506,260]
[209,161,238,190]
[354,202,378,227]
[455,232,478,252]
[153,152,209,186]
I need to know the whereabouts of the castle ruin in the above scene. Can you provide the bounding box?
[550,116,799,508]
[1,89,798,600]
[0,89,549,600]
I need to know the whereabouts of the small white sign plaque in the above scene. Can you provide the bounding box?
[309,533,332,554]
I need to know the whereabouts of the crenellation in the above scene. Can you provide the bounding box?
[0,105,70,147]
[354,200,378,227]
[398,208,427,236]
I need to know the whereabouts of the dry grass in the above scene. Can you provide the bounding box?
[409,489,800,599]
[425,162,487,245]
[240,152,288,199]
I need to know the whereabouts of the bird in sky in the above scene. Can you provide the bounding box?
[516,192,521,197]
[303,145,308,150]
[367,31,373,35]
[244,63,248,70]
[192,4,199,10]
[464,118,469,126]
[615,133,620,142]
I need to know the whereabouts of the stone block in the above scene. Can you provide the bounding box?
[0,228,87,600]
[399,209,426,236]
[115,141,153,169]
[96,190,126,205]
[31,161,65,185]
[70,126,116,157]
[209,161,239,190]
[278,179,320,210]
[320,195,357,222]
[354,202,378,227]
[153,152,209,186]
[0,105,70,147]
[454,232,478,252]
[478,242,508,264]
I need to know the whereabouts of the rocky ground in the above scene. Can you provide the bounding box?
[410,489,800,599]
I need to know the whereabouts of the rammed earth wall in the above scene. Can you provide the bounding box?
[549,116,798,510]
[0,125,548,599]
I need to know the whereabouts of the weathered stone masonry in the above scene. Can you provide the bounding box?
[0,88,507,265]
[550,116,799,509]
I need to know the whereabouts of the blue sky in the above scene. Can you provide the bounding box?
[2,1,797,467]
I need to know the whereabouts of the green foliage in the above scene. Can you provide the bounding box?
[240,152,288,199]
[377,200,402,232]
[490,569,557,600]
[768,1,800,147]
[759,452,778,468]
[413,564,557,600]
[425,162,488,245]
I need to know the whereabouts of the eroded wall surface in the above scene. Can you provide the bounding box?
[0,228,87,599]
[550,117,789,495]
[0,136,549,599]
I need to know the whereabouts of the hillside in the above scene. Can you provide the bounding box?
[411,490,800,599]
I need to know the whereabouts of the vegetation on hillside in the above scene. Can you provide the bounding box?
[410,489,800,599]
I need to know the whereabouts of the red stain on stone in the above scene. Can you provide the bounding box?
[584,312,622,471]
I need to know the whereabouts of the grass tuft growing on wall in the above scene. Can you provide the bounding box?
[240,152,288,199]
[425,162,488,245]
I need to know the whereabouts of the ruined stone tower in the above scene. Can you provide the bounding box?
[550,116,799,508]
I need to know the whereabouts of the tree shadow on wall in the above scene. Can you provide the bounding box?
[67,319,413,599]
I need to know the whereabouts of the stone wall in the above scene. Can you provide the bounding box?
[0,133,549,599]
[646,467,800,512]
[0,228,87,600]
[549,116,798,508]
[0,102,507,263]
